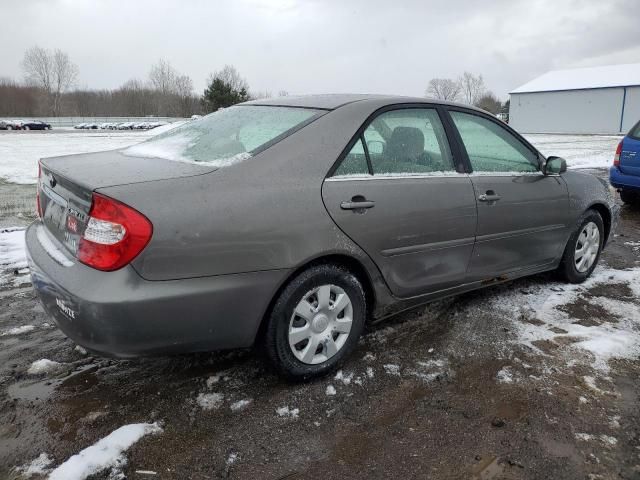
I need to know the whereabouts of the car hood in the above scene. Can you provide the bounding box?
[40,149,217,190]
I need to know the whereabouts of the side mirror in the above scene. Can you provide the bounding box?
[544,156,567,175]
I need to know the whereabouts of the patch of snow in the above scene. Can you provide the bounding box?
[362,352,376,362]
[48,422,162,480]
[366,367,375,379]
[0,324,35,336]
[487,266,640,372]
[276,406,299,419]
[575,432,594,442]
[325,385,336,396]
[383,364,401,376]
[579,396,588,404]
[525,134,622,169]
[18,453,53,477]
[226,452,239,466]
[27,359,63,375]
[229,399,252,412]
[600,435,618,446]
[75,345,88,356]
[0,228,27,286]
[197,392,224,411]
[496,367,514,384]
[334,369,353,385]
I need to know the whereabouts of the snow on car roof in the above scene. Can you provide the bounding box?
[511,63,640,94]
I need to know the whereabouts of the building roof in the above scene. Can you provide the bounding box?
[511,63,640,94]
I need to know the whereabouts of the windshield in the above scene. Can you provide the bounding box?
[124,105,322,166]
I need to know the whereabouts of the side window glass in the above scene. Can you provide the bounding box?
[363,109,454,175]
[333,138,370,177]
[450,111,539,173]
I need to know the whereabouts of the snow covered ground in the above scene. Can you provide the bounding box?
[0,131,621,186]
[523,134,622,170]
[0,121,185,185]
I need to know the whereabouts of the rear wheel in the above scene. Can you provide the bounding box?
[557,210,604,283]
[620,190,639,205]
[265,264,366,380]
[23,125,29,131]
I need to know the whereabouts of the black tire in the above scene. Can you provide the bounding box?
[620,190,639,205]
[557,210,604,283]
[265,264,366,380]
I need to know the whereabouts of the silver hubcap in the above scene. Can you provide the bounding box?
[288,284,353,365]
[574,221,600,273]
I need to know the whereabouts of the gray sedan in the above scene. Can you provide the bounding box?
[26,94,616,379]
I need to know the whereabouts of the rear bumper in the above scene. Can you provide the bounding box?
[610,166,640,191]
[25,221,287,357]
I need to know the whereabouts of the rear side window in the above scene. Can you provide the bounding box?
[124,105,322,166]
[450,111,539,173]
[365,109,454,175]
[333,139,369,176]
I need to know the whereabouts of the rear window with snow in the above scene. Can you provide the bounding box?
[124,106,322,166]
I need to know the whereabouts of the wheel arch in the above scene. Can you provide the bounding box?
[254,253,377,345]
[586,202,612,247]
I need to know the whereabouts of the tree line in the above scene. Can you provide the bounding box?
[1,46,507,119]
[425,72,507,114]
[0,46,284,118]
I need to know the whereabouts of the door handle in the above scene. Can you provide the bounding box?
[478,191,501,202]
[340,200,375,210]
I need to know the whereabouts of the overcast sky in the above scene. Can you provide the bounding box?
[2,0,639,100]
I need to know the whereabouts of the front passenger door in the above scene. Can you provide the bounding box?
[448,110,570,279]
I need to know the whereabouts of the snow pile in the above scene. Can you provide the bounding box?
[488,266,640,371]
[0,325,35,336]
[27,359,63,375]
[276,406,299,419]
[197,392,224,410]
[0,228,27,286]
[325,385,336,396]
[18,453,53,477]
[48,422,163,480]
[408,359,450,382]
[230,399,252,412]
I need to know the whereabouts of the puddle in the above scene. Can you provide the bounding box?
[8,363,99,401]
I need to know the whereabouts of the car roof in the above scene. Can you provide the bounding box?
[244,93,485,112]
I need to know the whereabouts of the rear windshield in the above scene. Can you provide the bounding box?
[630,121,640,139]
[124,105,322,165]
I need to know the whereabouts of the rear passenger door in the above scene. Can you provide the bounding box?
[322,106,477,298]
[447,109,570,279]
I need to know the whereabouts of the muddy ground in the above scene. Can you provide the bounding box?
[1,172,639,479]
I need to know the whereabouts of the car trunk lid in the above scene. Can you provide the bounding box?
[38,150,215,257]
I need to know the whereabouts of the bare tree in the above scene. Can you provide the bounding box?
[425,78,460,101]
[278,90,289,97]
[207,65,249,95]
[458,72,486,106]
[148,59,178,95]
[475,91,502,114]
[22,46,78,116]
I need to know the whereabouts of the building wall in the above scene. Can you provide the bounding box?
[509,88,628,134]
[621,86,640,133]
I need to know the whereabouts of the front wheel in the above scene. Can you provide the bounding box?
[265,264,366,380]
[557,210,604,283]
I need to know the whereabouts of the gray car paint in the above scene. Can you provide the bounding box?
[26,94,616,357]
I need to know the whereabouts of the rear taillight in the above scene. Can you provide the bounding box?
[36,162,43,217]
[614,141,622,167]
[77,193,153,271]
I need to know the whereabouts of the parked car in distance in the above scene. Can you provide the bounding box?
[22,120,52,130]
[0,120,12,130]
[2,119,25,130]
[74,123,88,129]
[27,94,616,380]
[610,120,640,205]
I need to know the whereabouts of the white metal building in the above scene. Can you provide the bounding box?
[509,63,640,134]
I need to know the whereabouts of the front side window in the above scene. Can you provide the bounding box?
[364,109,454,175]
[124,105,322,166]
[450,111,539,173]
